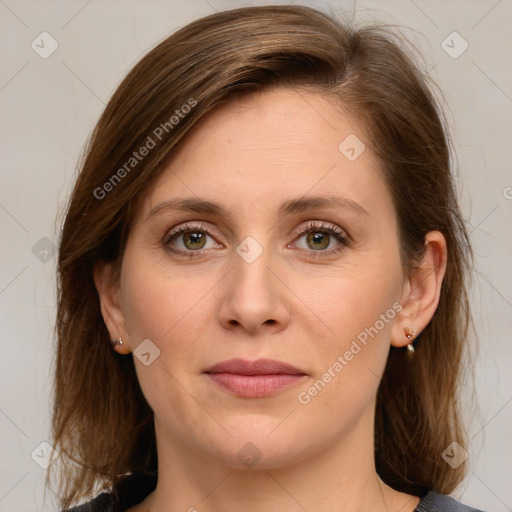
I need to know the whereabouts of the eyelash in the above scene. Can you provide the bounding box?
[162,221,350,259]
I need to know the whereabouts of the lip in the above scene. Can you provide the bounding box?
[204,358,305,375]
[204,358,307,398]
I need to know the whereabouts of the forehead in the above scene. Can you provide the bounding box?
[142,88,390,221]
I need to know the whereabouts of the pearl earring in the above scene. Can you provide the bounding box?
[404,327,416,354]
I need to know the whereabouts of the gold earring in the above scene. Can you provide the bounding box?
[404,327,416,354]
[111,337,123,348]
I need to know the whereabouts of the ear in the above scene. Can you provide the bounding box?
[93,261,132,354]
[391,231,448,348]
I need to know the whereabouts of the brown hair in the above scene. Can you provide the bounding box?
[50,4,473,508]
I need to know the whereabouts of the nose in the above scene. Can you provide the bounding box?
[218,244,290,336]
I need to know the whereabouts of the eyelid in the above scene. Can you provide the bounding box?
[293,220,349,240]
[163,221,221,243]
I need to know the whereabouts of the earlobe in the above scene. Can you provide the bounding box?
[391,231,448,348]
[93,261,131,354]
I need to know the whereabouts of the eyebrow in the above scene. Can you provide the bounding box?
[147,195,369,221]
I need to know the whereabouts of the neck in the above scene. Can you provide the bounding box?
[139,409,419,512]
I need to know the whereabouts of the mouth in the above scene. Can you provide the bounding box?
[203,358,308,398]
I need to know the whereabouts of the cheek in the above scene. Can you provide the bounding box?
[294,265,402,408]
[119,261,218,436]
[119,255,220,384]
[120,251,203,344]
[299,263,400,342]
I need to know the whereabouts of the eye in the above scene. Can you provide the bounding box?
[163,222,222,256]
[291,221,349,257]
[163,220,350,259]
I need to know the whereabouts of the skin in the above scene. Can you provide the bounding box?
[95,88,447,512]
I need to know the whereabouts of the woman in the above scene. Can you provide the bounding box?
[50,5,483,511]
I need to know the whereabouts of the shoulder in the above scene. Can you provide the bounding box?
[416,491,487,512]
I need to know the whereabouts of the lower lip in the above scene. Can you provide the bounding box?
[206,373,306,398]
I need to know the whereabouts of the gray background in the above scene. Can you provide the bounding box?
[0,0,511,510]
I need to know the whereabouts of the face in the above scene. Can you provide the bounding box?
[109,88,409,469]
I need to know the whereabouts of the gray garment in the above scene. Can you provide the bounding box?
[415,491,486,512]
[63,473,487,512]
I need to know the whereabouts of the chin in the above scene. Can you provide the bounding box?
[197,418,316,470]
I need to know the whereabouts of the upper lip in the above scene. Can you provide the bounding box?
[204,358,306,376]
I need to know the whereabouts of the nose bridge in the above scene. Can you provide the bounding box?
[219,233,290,333]
[232,235,276,301]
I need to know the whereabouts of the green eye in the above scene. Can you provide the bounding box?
[182,232,207,250]
[293,221,349,257]
[164,220,349,260]
[164,222,219,255]
[305,231,332,251]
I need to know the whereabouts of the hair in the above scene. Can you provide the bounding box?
[50,4,473,509]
